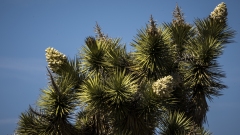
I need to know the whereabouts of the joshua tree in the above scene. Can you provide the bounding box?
[16,2,235,135]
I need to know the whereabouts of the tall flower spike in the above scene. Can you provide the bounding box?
[45,47,67,73]
[172,4,185,26]
[210,2,228,23]
[147,15,158,36]
[94,22,107,40]
[152,75,174,98]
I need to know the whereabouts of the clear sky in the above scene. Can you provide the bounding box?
[0,0,239,134]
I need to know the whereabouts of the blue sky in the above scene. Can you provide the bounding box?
[0,0,239,134]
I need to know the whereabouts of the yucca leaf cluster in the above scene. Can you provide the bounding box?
[16,2,235,135]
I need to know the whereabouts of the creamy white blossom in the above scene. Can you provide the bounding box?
[152,75,174,98]
[210,2,227,23]
[45,47,67,72]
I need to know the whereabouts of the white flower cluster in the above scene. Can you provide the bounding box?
[210,2,227,23]
[152,75,174,98]
[45,47,67,72]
